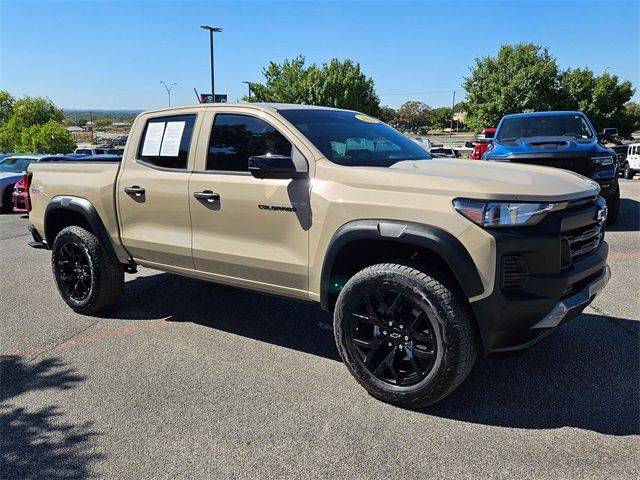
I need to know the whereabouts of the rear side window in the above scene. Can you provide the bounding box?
[138,114,196,169]
[206,113,292,172]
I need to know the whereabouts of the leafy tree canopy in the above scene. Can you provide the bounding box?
[16,120,77,154]
[394,101,430,131]
[378,106,396,124]
[428,107,453,130]
[247,56,380,116]
[0,90,14,126]
[463,43,559,131]
[464,43,637,138]
[0,91,74,152]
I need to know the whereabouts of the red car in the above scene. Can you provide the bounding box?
[469,128,496,159]
[12,175,29,212]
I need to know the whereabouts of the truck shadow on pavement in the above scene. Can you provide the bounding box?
[607,197,639,232]
[109,273,639,436]
[0,355,103,478]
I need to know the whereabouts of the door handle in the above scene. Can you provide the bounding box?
[193,190,220,202]
[124,186,145,196]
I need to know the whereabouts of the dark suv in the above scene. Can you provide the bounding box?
[483,111,620,224]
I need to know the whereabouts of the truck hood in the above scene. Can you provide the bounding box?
[334,159,600,202]
[488,136,608,157]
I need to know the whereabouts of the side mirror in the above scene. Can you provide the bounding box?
[248,154,307,180]
[597,128,618,139]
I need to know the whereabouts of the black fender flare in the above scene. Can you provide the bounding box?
[44,196,120,263]
[320,219,485,310]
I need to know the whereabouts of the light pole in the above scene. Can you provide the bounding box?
[160,81,176,106]
[449,90,456,137]
[242,81,252,101]
[200,25,222,101]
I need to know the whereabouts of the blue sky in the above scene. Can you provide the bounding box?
[1,0,638,110]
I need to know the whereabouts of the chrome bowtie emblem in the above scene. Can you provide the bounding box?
[389,332,401,339]
[597,206,607,222]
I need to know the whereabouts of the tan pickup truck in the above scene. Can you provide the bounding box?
[26,103,611,407]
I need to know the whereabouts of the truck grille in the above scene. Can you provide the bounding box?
[561,220,604,264]
[511,157,594,178]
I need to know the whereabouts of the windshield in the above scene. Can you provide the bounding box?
[279,109,431,167]
[497,114,594,141]
[0,157,33,173]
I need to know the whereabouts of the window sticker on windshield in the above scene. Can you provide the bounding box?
[354,114,380,123]
[142,122,166,156]
[160,121,185,157]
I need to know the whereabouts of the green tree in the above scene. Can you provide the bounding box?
[0,90,14,126]
[247,55,381,116]
[559,69,636,138]
[0,95,66,152]
[428,107,453,130]
[16,120,76,154]
[463,43,637,138]
[463,43,560,131]
[378,106,396,124]
[394,101,431,132]
[94,118,113,127]
[624,102,640,134]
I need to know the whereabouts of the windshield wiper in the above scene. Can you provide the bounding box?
[498,136,521,142]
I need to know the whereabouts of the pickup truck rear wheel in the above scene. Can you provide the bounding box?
[333,262,478,408]
[52,226,124,314]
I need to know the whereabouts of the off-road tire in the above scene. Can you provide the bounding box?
[334,262,479,408]
[605,187,620,226]
[52,226,124,314]
[624,164,635,180]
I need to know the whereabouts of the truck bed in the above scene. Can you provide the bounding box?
[28,161,126,259]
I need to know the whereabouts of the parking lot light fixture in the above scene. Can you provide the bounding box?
[160,81,177,107]
[242,81,252,101]
[200,25,223,100]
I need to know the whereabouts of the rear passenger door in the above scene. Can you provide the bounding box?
[117,112,199,269]
[188,109,310,297]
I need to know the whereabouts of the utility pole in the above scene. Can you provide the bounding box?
[200,25,223,101]
[450,90,456,137]
[160,81,177,106]
[242,81,252,101]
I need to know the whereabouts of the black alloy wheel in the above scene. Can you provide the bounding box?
[55,242,93,302]
[347,289,439,387]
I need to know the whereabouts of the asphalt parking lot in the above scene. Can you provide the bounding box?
[1,180,638,479]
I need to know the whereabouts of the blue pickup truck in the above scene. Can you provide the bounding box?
[483,111,620,225]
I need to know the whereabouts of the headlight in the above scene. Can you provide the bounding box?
[591,155,614,166]
[453,199,564,227]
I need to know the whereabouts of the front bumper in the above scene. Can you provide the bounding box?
[531,264,610,329]
[470,196,610,354]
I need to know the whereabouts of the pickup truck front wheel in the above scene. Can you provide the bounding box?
[334,262,478,408]
[52,226,124,314]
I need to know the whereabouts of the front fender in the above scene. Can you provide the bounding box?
[320,219,485,310]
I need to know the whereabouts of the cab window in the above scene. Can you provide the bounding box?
[206,113,292,172]
[137,114,196,169]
